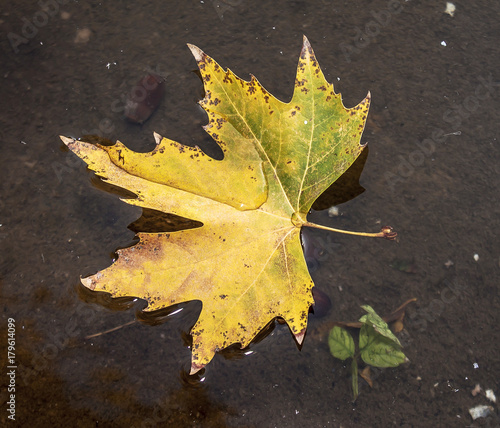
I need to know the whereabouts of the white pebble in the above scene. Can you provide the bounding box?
[444,2,456,17]
[469,405,493,420]
[485,389,496,403]
[473,254,479,262]
[327,206,339,217]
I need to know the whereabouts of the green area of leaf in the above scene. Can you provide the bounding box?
[359,324,406,368]
[359,304,401,346]
[328,326,355,360]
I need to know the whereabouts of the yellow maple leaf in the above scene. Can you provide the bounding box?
[61,36,376,374]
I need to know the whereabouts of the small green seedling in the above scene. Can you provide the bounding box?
[328,305,407,400]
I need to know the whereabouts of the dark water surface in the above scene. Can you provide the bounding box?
[1,1,499,426]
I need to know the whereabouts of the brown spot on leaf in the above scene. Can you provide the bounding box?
[117,149,125,164]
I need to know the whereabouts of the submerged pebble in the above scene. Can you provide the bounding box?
[301,228,324,272]
[485,389,497,403]
[74,28,91,44]
[124,74,165,124]
[311,288,332,318]
[468,404,493,420]
[444,2,456,17]
[327,206,339,217]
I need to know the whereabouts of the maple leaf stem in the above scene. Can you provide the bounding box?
[303,222,397,240]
